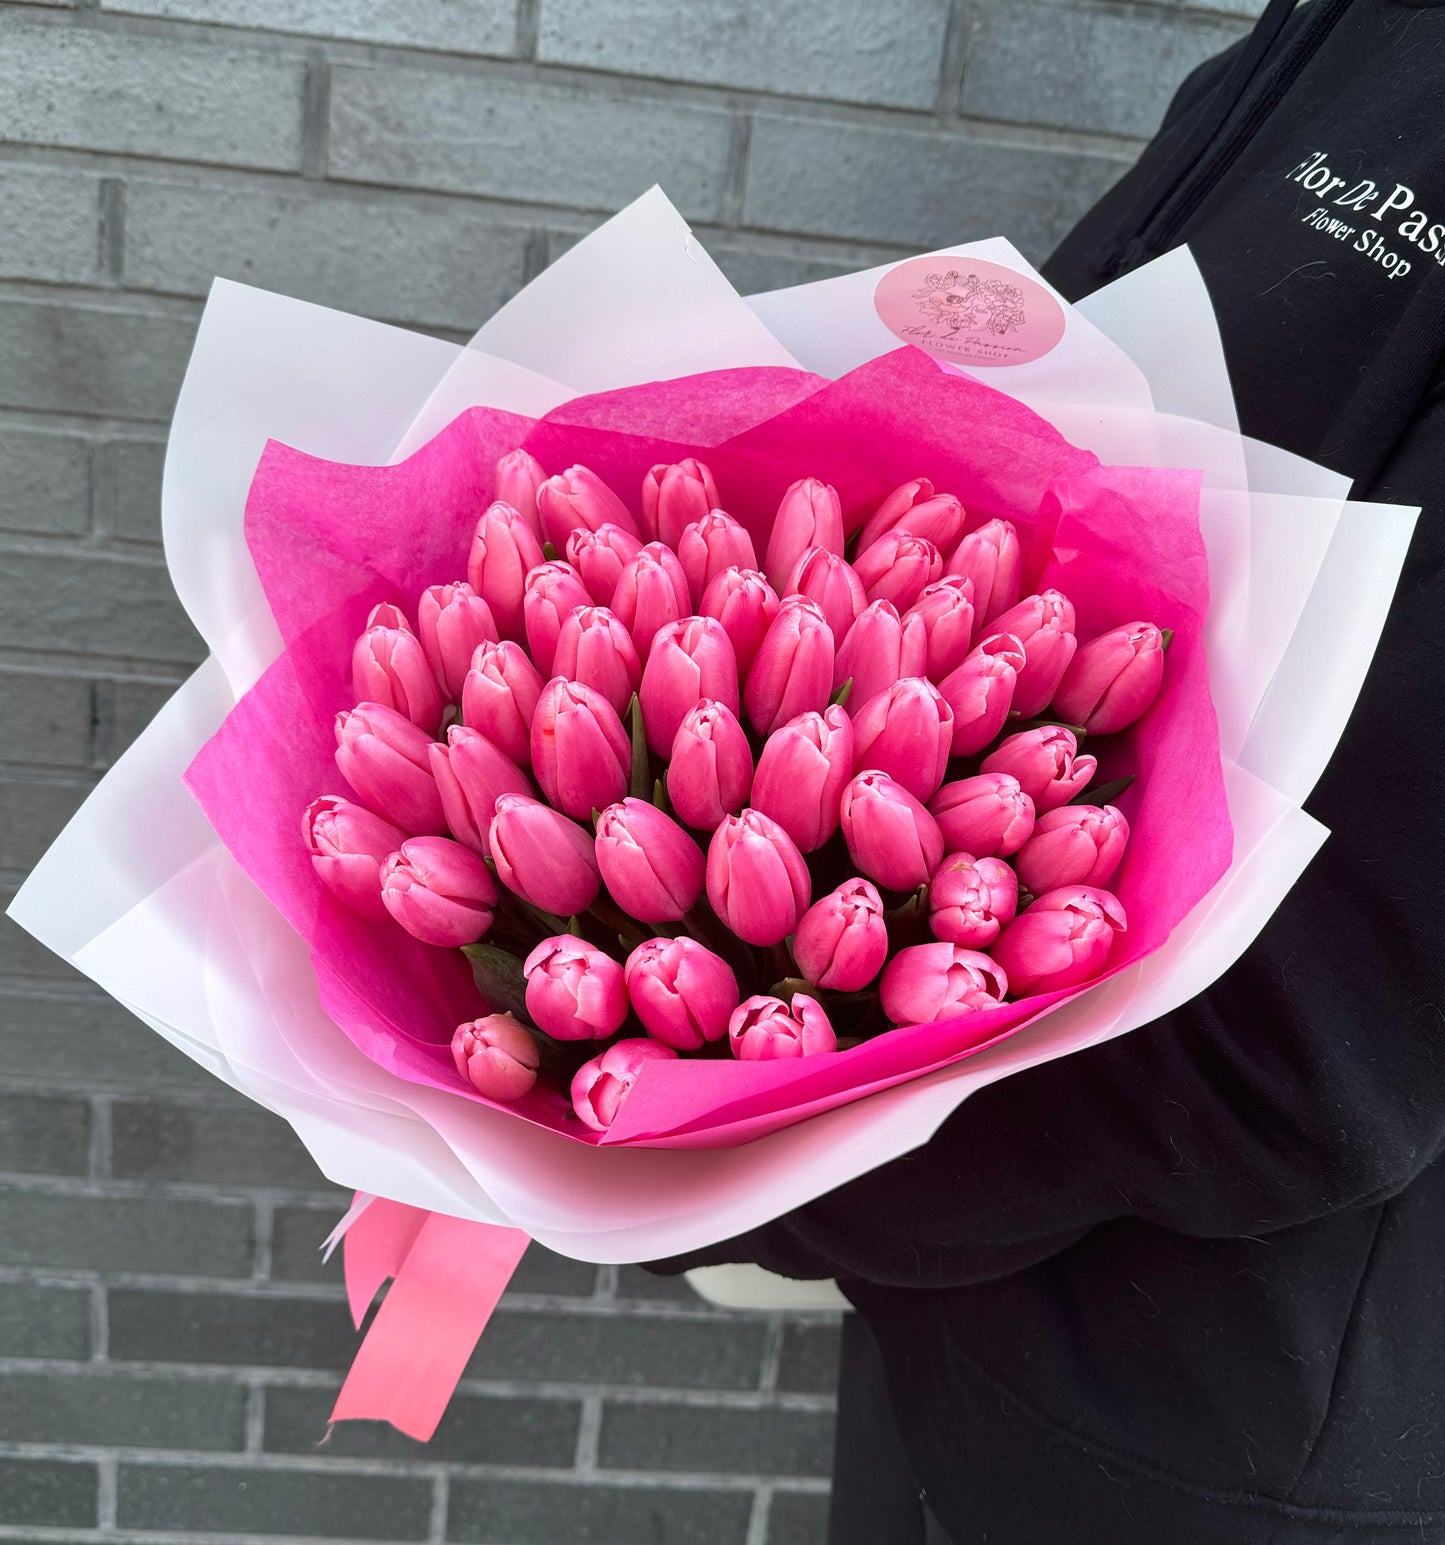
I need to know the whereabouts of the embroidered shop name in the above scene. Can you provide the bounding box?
[1289,151,1445,279]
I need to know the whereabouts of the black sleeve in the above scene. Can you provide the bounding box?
[652,386,1445,1291]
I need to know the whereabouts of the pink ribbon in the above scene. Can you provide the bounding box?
[329,1196,530,1441]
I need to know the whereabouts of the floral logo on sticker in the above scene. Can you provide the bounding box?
[875,255,1066,368]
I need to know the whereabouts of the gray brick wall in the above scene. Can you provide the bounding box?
[0,0,1260,1537]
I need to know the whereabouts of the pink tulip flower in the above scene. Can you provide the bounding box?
[989,590,1078,718]
[352,604,445,733]
[452,1013,540,1102]
[594,799,705,922]
[764,477,844,591]
[857,479,965,557]
[1052,622,1167,734]
[537,465,638,550]
[302,795,407,921]
[523,561,592,680]
[840,771,945,893]
[728,993,837,1061]
[937,633,1025,756]
[666,700,754,830]
[930,773,1035,858]
[792,878,888,991]
[850,677,953,803]
[417,581,498,701]
[833,600,928,711]
[751,705,854,852]
[678,510,756,606]
[784,546,866,648]
[467,500,545,641]
[488,793,601,917]
[463,639,545,768]
[523,935,628,1041]
[380,836,497,947]
[852,530,942,613]
[743,595,835,737]
[551,605,642,717]
[706,808,811,946]
[428,726,532,858]
[335,702,447,835]
[927,852,1019,948]
[981,726,1096,813]
[904,576,975,682]
[1015,804,1129,896]
[642,458,720,549]
[493,449,546,543]
[612,542,691,662]
[566,523,644,608]
[571,1039,678,1132]
[639,615,740,757]
[530,678,630,821]
[699,566,780,679]
[880,943,1009,1023]
[624,936,739,1050]
[945,518,1022,625]
[991,886,1127,995]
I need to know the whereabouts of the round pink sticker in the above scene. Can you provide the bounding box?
[874,255,1066,368]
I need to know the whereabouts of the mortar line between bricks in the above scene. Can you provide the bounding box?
[89,1282,108,1361]
[252,1197,275,1282]
[757,1317,785,1394]
[936,0,971,118]
[591,1263,618,1304]
[573,1394,602,1473]
[514,0,539,60]
[426,1468,449,1545]
[723,114,753,228]
[745,1482,773,1545]
[98,177,125,286]
[300,49,331,179]
[95,1452,117,1531]
[244,1384,266,1457]
[87,1095,112,1181]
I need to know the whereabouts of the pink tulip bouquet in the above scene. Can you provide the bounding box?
[12,192,1414,1437]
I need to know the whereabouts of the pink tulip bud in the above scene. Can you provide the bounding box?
[750,705,853,853]
[728,992,837,1061]
[380,835,497,947]
[764,477,844,591]
[537,465,638,551]
[743,595,835,736]
[463,639,545,768]
[335,702,447,835]
[981,726,1096,813]
[904,576,975,682]
[494,449,546,543]
[639,615,740,757]
[1015,804,1129,896]
[678,510,757,608]
[427,725,532,858]
[946,518,1022,626]
[352,606,445,733]
[530,678,630,820]
[550,605,641,717]
[792,878,887,991]
[452,1012,539,1102]
[594,799,705,922]
[467,500,545,641]
[566,522,644,608]
[700,566,780,680]
[852,531,942,614]
[624,936,739,1050]
[880,943,1009,1023]
[927,852,1019,948]
[571,1038,678,1132]
[706,808,812,946]
[784,546,866,646]
[858,480,965,557]
[523,935,628,1041]
[489,793,601,917]
[417,582,498,702]
[1052,622,1166,734]
[930,774,1036,858]
[840,771,944,893]
[523,562,591,680]
[851,677,953,804]
[642,458,720,549]
[991,886,1127,995]
[666,700,753,830]
[988,591,1077,718]
[937,633,1025,757]
[833,600,928,711]
[612,542,691,662]
[303,795,407,921]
